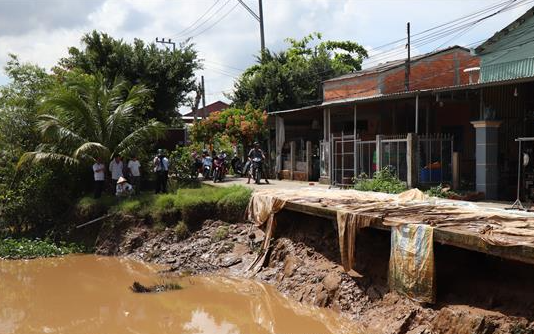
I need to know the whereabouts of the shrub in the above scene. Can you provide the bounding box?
[212,225,230,242]
[174,221,189,240]
[354,167,407,194]
[425,184,458,198]
[0,238,85,259]
[116,199,143,215]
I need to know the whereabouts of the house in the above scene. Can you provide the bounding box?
[182,100,230,124]
[271,46,480,187]
[270,6,534,201]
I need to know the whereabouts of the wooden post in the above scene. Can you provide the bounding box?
[407,133,419,188]
[290,141,296,180]
[376,134,383,172]
[306,141,312,181]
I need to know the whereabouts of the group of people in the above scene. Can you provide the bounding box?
[92,149,169,199]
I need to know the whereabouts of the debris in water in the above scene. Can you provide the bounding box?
[130,281,182,293]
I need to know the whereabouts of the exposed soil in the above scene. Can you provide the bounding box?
[94,211,534,334]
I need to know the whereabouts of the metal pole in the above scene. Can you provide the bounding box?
[405,22,411,91]
[201,76,206,119]
[415,94,419,134]
[353,105,357,179]
[517,140,522,202]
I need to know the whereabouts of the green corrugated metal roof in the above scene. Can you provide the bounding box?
[480,58,534,82]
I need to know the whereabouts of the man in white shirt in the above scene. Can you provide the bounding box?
[92,157,105,199]
[127,155,141,195]
[153,149,169,194]
[109,156,123,195]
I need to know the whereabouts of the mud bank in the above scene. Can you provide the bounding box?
[95,212,534,334]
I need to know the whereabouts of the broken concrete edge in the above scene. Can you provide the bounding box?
[283,201,534,266]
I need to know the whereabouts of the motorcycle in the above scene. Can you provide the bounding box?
[251,157,263,184]
[202,164,212,180]
[231,155,243,176]
[212,153,227,183]
[191,156,203,179]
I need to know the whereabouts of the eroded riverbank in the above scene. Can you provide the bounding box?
[94,212,534,334]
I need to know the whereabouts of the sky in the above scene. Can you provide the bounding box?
[0,0,531,114]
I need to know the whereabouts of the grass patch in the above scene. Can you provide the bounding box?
[0,238,85,259]
[212,225,230,242]
[74,185,252,229]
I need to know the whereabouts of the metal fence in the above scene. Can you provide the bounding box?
[381,135,408,181]
[418,134,454,184]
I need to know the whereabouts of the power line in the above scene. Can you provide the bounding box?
[170,0,222,38]
[172,0,232,39]
[183,1,240,40]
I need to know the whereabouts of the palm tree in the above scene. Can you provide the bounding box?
[19,73,166,167]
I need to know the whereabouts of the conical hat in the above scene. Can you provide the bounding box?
[117,176,128,184]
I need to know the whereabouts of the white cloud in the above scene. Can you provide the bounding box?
[0,0,531,109]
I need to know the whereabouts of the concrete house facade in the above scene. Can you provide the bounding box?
[270,6,534,201]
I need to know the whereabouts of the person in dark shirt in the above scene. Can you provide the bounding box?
[247,141,270,184]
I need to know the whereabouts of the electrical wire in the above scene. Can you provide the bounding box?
[170,0,222,38]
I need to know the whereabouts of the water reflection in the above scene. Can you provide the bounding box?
[0,255,360,334]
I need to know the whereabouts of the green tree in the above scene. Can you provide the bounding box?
[230,32,367,112]
[55,31,201,123]
[19,72,166,167]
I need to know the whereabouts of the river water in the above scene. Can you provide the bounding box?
[0,255,361,334]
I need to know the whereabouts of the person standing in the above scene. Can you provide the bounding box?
[127,155,141,195]
[109,155,123,195]
[153,149,169,194]
[92,157,105,199]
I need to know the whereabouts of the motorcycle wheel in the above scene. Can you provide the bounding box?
[213,169,219,183]
[255,167,261,184]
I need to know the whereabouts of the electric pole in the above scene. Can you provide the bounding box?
[237,0,265,54]
[259,0,265,54]
[405,22,410,91]
[155,37,176,52]
[201,76,206,120]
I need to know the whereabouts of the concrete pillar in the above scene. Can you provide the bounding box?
[471,120,502,199]
[306,141,312,181]
[289,141,296,180]
[406,133,418,188]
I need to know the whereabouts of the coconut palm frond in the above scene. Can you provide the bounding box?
[17,151,80,170]
[114,121,167,157]
[37,114,87,149]
[73,142,110,161]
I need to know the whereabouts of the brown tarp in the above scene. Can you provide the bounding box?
[245,187,534,300]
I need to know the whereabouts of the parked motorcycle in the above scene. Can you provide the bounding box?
[231,155,243,176]
[191,155,203,179]
[202,164,212,180]
[213,153,228,183]
[251,157,263,184]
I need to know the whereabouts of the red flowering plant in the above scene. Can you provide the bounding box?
[190,103,267,146]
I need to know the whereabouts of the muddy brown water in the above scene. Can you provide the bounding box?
[0,255,361,334]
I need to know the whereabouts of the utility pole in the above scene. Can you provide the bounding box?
[259,0,265,54]
[237,0,265,54]
[405,22,410,91]
[155,37,176,52]
[201,76,206,120]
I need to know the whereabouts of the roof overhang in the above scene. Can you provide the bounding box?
[269,104,322,115]
[432,75,534,93]
[321,90,429,108]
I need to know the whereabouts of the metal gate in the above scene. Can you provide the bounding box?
[418,134,454,184]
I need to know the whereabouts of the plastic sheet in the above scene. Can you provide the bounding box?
[389,224,436,303]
